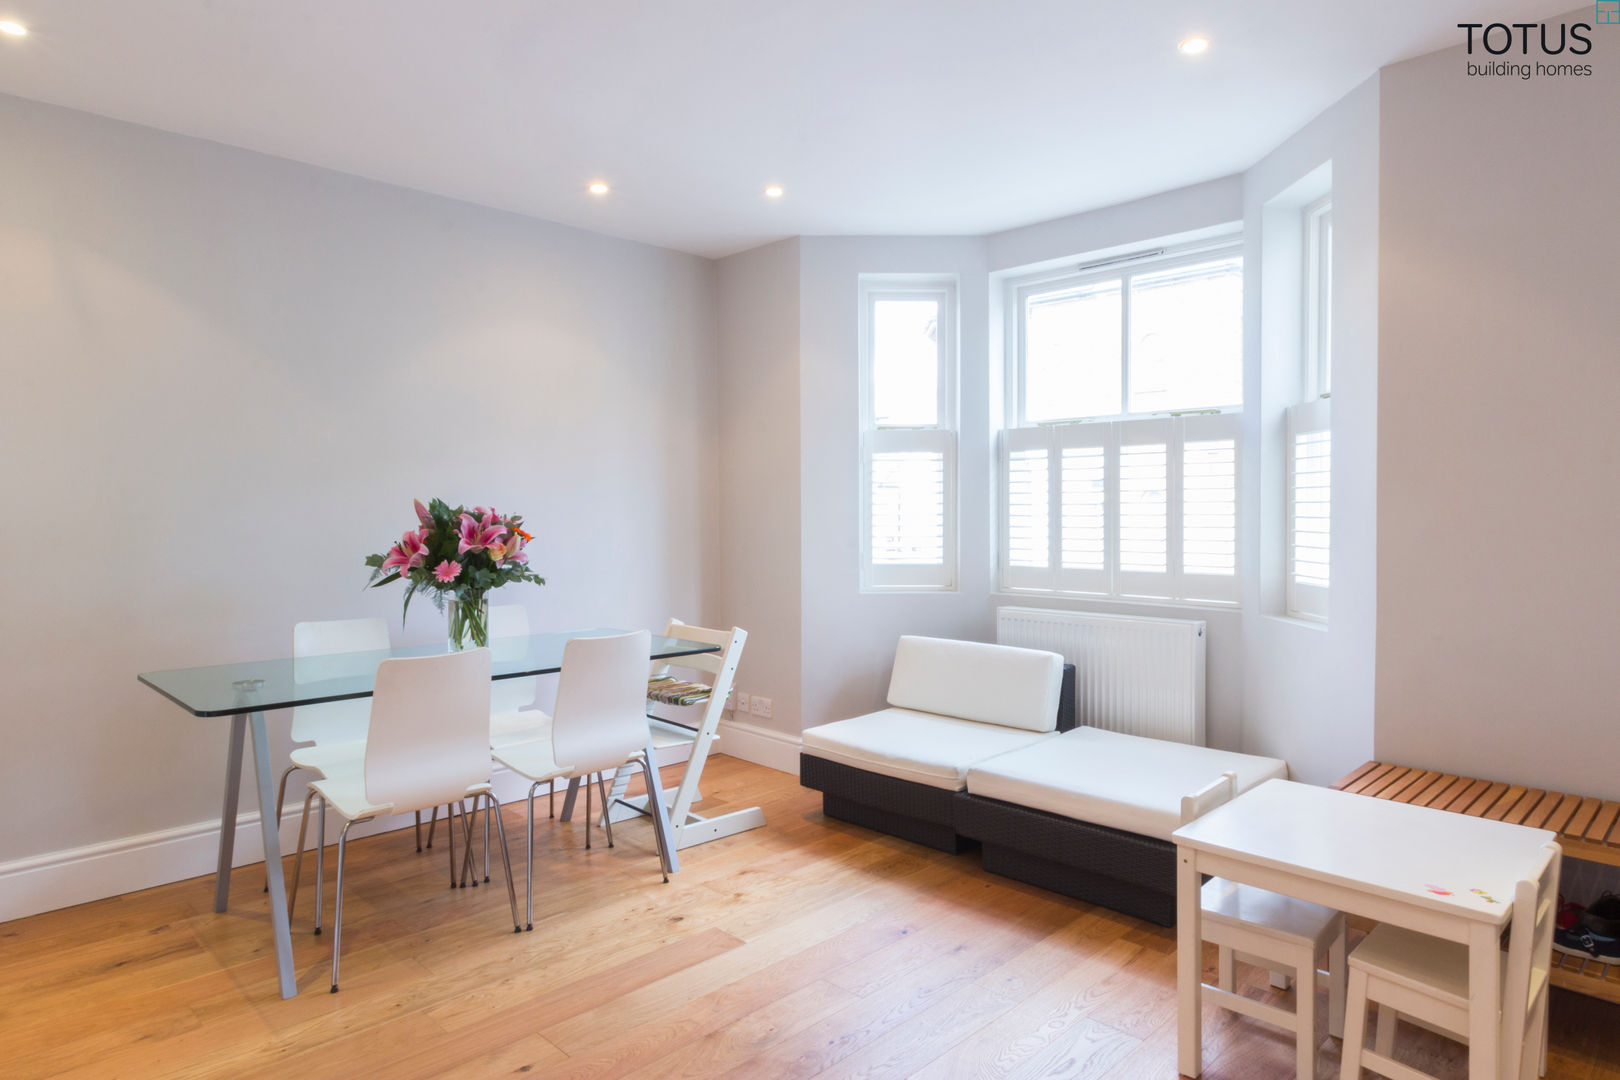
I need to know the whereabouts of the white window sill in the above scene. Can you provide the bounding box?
[992,591,1240,615]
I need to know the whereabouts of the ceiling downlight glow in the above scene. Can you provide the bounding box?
[0,20,27,36]
[764,185,784,199]
[1178,35,1210,55]
[587,181,610,195]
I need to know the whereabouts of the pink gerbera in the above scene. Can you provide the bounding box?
[433,559,461,584]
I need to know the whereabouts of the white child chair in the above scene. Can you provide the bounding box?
[494,630,672,930]
[601,619,759,850]
[287,647,519,992]
[1339,841,1561,1080]
[1184,772,1349,1080]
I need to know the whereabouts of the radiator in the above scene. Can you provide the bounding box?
[996,606,1207,745]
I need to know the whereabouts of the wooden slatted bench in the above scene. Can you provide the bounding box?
[1334,762,1620,1005]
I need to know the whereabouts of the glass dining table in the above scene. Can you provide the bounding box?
[138,629,721,999]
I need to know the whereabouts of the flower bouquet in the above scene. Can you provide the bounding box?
[365,499,545,650]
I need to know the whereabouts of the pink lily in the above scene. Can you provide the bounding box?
[380,529,430,577]
[433,559,461,584]
[503,534,529,565]
[457,512,506,555]
[414,499,434,528]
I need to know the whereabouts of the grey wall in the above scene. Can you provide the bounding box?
[1374,15,1620,797]
[0,92,719,863]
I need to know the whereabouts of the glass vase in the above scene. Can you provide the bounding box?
[447,593,489,651]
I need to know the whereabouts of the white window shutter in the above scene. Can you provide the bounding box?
[1001,426,1055,590]
[866,428,955,590]
[1179,412,1240,603]
[1286,399,1330,620]
[1054,422,1112,595]
[1115,417,1175,598]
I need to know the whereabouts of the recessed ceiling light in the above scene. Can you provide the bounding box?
[0,20,27,36]
[764,185,784,199]
[587,181,610,195]
[1178,35,1210,56]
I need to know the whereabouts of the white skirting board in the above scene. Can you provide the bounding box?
[712,716,802,775]
[0,741,692,925]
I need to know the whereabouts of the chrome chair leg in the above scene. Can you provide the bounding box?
[313,795,325,934]
[597,773,615,848]
[482,797,490,883]
[548,778,555,819]
[329,816,369,993]
[426,804,438,849]
[525,782,539,930]
[485,792,521,933]
[457,799,478,888]
[414,810,422,852]
[287,788,316,917]
[266,763,303,892]
[584,773,594,850]
[447,798,457,889]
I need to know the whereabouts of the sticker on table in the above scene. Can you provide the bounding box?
[1470,888,1500,904]
[1425,885,1453,896]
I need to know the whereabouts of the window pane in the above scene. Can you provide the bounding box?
[871,450,944,564]
[1119,442,1167,574]
[872,298,939,427]
[1024,281,1122,423]
[1320,219,1333,394]
[1183,439,1236,576]
[1128,257,1243,414]
[1006,447,1050,569]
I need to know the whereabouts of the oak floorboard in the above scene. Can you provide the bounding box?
[2,755,1614,1080]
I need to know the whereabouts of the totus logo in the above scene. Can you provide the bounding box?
[1599,1,1618,25]
[1459,17,1596,79]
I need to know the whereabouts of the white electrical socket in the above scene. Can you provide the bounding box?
[749,695,773,719]
[728,688,743,712]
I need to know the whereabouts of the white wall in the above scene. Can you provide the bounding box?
[713,239,803,741]
[797,237,993,730]
[1239,76,1380,784]
[1375,15,1620,798]
[0,93,718,871]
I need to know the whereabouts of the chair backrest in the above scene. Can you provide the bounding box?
[1501,841,1562,1078]
[1180,771,1237,826]
[291,617,391,744]
[551,630,652,775]
[363,648,492,814]
[886,636,1064,733]
[655,617,746,724]
[487,603,538,715]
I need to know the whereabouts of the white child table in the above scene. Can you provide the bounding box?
[1172,779,1556,1080]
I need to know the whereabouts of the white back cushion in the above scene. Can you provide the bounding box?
[887,636,1063,733]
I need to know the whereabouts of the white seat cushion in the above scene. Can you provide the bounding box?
[887,636,1064,733]
[966,727,1288,841]
[801,708,1058,791]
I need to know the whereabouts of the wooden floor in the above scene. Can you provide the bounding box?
[4,758,1618,1080]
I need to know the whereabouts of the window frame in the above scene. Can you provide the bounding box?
[1304,196,1333,400]
[1009,240,1246,429]
[858,276,958,593]
[1285,398,1331,623]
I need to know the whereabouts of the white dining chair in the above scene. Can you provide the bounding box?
[266,618,391,897]
[1184,773,1348,1080]
[287,647,519,992]
[1339,841,1561,1080]
[494,630,671,930]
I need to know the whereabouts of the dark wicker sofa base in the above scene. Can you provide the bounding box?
[799,754,971,853]
[953,792,1178,925]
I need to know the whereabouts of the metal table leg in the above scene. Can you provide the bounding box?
[249,711,298,999]
[213,714,247,913]
[641,739,680,876]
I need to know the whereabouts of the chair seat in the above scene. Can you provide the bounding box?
[289,739,368,774]
[1349,924,1477,1009]
[647,677,712,706]
[490,708,553,749]
[493,738,570,784]
[1202,878,1343,952]
[801,708,1057,791]
[310,766,492,821]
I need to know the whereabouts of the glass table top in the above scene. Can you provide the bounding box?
[138,629,719,717]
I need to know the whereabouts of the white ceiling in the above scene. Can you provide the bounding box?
[0,1,1570,257]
